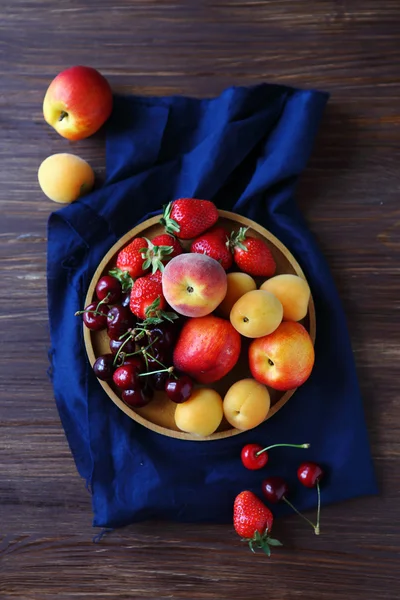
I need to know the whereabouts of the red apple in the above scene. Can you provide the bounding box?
[43,66,113,141]
[249,321,315,391]
[173,315,241,384]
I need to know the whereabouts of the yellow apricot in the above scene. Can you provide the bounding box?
[223,378,270,431]
[260,274,310,321]
[38,153,95,203]
[174,388,223,437]
[217,272,257,319]
[230,289,283,338]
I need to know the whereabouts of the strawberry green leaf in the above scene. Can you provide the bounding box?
[108,267,134,292]
[267,538,283,547]
[159,201,181,235]
[159,309,179,323]
[142,259,152,270]
[144,296,161,317]
[141,238,175,274]
[141,298,179,326]
[262,545,271,557]
[229,227,249,252]
[240,528,281,557]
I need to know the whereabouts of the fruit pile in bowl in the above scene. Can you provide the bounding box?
[79,198,316,440]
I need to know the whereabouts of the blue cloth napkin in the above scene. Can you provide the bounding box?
[47,84,377,528]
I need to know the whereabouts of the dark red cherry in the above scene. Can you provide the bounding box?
[122,356,145,372]
[109,337,137,355]
[121,376,153,406]
[141,378,155,400]
[107,305,135,340]
[147,323,178,350]
[261,477,289,504]
[82,302,110,331]
[149,371,168,391]
[93,354,115,381]
[297,462,324,488]
[122,387,151,408]
[96,276,122,304]
[146,350,167,370]
[113,364,140,390]
[165,374,193,403]
[121,292,131,307]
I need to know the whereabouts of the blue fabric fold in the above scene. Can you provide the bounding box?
[47,83,377,528]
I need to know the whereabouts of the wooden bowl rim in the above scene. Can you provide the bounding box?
[84,209,316,442]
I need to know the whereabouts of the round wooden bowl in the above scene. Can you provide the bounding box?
[84,210,316,441]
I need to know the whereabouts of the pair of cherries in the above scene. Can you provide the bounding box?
[241,442,324,535]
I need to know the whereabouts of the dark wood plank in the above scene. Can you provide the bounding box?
[1,1,400,599]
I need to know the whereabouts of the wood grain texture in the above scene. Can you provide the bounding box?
[1,1,399,599]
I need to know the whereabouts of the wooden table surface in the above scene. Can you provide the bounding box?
[1,2,399,598]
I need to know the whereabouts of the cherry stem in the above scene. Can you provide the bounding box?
[75,293,111,317]
[282,496,319,534]
[74,307,108,317]
[113,334,134,366]
[144,353,167,369]
[115,334,159,366]
[123,338,156,359]
[133,327,150,338]
[315,481,321,535]
[97,293,111,307]
[139,349,178,379]
[143,348,149,372]
[139,366,174,377]
[118,328,133,340]
[255,443,310,457]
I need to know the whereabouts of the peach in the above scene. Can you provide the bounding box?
[249,321,315,391]
[173,315,241,384]
[260,274,310,322]
[230,289,283,338]
[162,253,227,317]
[38,153,95,203]
[217,272,257,319]
[174,388,223,437]
[223,378,270,431]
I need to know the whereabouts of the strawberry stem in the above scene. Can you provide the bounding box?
[255,443,310,457]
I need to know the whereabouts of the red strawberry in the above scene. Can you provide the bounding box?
[190,226,233,270]
[147,269,163,283]
[116,237,149,279]
[233,491,282,556]
[160,198,219,240]
[230,227,276,277]
[129,273,166,320]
